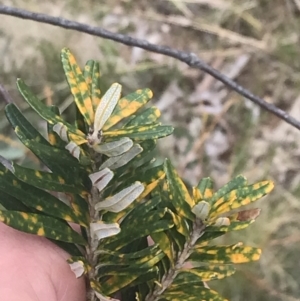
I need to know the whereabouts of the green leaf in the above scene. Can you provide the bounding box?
[0,191,33,212]
[104,124,174,141]
[103,88,153,130]
[0,164,89,226]
[100,267,158,295]
[99,144,143,170]
[14,126,88,182]
[209,175,247,206]
[176,265,236,282]
[61,48,94,126]
[47,106,66,148]
[0,210,86,245]
[151,231,174,267]
[49,239,83,256]
[12,163,87,194]
[104,219,174,251]
[126,106,161,127]
[83,60,101,111]
[162,286,228,301]
[16,79,86,143]
[196,177,214,201]
[210,180,274,217]
[5,103,49,146]
[164,159,195,221]
[190,244,261,264]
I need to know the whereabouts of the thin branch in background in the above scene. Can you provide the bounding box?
[0,84,13,104]
[0,5,300,130]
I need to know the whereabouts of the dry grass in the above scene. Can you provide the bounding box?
[1,0,300,300]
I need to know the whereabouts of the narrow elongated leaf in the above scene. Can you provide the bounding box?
[93,138,133,157]
[61,48,94,126]
[104,124,173,140]
[0,191,33,212]
[96,245,161,262]
[100,144,143,170]
[103,166,165,223]
[83,60,101,111]
[151,231,174,266]
[48,106,66,148]
[0,165,89,226]
[210,181,274,217]
[100,267,158,295]
[209,175,247,206]
[190,244,261,263]
[164,159,195,221]
[95,182,144,213]
[167,210,190,237]
[12,163,86,194]
[16,79,86,142]
[126,106,161,127]
[93,83,121,132]
[115,195,161,226]
[15,126,87,181]
[196,177,214,201]
[5,103,49,145]
[49,239,83,257]
[103,88,153,130]
[104,220,174,251]
[176,265,236,282]
[0,210,86,244]
[90,222,120,240]
[162,287,228,301]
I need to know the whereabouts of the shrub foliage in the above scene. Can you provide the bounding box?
[0,48,274,301]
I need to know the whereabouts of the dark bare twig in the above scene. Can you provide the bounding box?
[0,4,299,130]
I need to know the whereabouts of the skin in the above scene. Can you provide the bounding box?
[0,222,86,301]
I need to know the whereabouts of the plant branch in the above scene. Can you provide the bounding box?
[146,219,206,301]
[1,5,300,130]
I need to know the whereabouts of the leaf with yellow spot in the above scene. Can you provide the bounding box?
[190,244,262,264]
[0,164,89,226]
[0,210,86,245]
[103,165,165,223]
[209,175,247,207]
[14,126,88,183]
[16,79,84,139]
[47,106,66,148]
[151,231,174,267]
[210,180,274,217]
[103,88,153,130]
[196,177,214,201]
[5,103,49,146]
[83,60,101,111]
[167,210,190,237]
[104,124,174,141]
[104,218,173,251]
[12,163,87,194]
[61,48,94,126]
[99,267,158,296]
[163,285,228,301]
[125,106,161,127]
[97,252,163,277]
[176,265,235,282]
[164,159,195,220]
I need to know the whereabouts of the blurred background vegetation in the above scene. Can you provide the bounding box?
[1,0,300,300]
